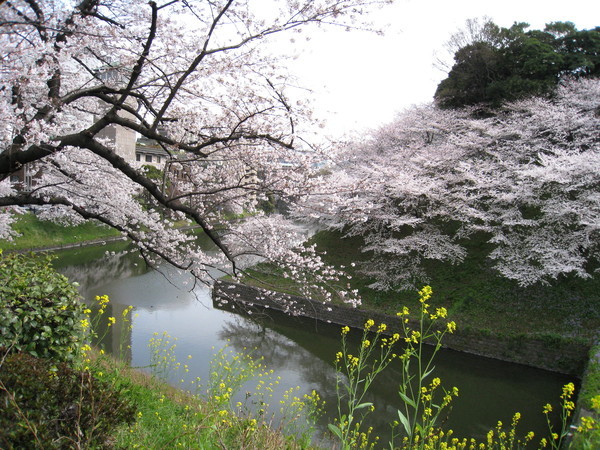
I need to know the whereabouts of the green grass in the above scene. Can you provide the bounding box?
[0,213,206,253]
[92,354,310,449]
[571,344,600,449]
[239,230,600,344]
[0,212,121,251]
[579,345,600,411]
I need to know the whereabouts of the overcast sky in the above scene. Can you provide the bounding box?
[286,0,598,139]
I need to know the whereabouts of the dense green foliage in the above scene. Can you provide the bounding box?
[0,252,86,362]
[0,350,136,448]
[435,21,600,107]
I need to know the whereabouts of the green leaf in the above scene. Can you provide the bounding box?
[398,391,417,409]
[397,410,412,437]
[328,423,343,439]
[355,402,373,410]
[422,366,435,381]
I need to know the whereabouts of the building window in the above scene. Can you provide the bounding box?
[10,175,19,183]
[157,156,161,163]
[136,153,141,162]
[145,154,152,162]
[24,173,33,192]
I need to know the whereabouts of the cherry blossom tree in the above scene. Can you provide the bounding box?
[302,78,599,288]
[0,0,389,302]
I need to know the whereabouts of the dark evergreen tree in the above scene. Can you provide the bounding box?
[435,21,600,108]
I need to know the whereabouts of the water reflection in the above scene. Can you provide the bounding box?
[217,304,572,442]
[51,244,574,445]
[52,242,146,294]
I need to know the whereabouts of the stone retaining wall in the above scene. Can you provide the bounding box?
[213,280,590,376]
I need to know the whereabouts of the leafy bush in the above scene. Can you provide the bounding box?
[0,251,86,362]
[0,350,136,448]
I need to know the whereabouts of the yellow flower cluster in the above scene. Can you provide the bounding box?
[592,395,600,410]
[430,306,448,320]
[526,431,535,442]
[396,306,410,318]
[446,321,457,333]
[122,305,134,317]
[347,354,360,368]
[578,415,597,432]
[96,294,110,315]
[560,382,575,400]
[405,330,421,344]
[418,285,433,302]
[380,333,400,349]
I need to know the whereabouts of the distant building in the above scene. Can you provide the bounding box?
[8,164,35,192]
[94,66,138,163]
[135,136,169,169]
[96,115,137,163]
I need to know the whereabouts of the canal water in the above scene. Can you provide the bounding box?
[51,241,574,446]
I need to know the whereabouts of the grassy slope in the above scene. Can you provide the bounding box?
[242,230,600,344]
[0,212,121,251]
[104,361,304,449]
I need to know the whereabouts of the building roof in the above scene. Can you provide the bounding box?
[135,137,170,157]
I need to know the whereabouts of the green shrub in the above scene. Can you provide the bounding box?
[0,251,86,362]
[0,350,136,449]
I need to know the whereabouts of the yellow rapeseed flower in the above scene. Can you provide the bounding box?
[591,395,600,410]
[418,285,433,301]
[526,431,535,441]
[397,306,410,317]
[561,382,575,399]
[578,416,596,432]
[565,401,575,411]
